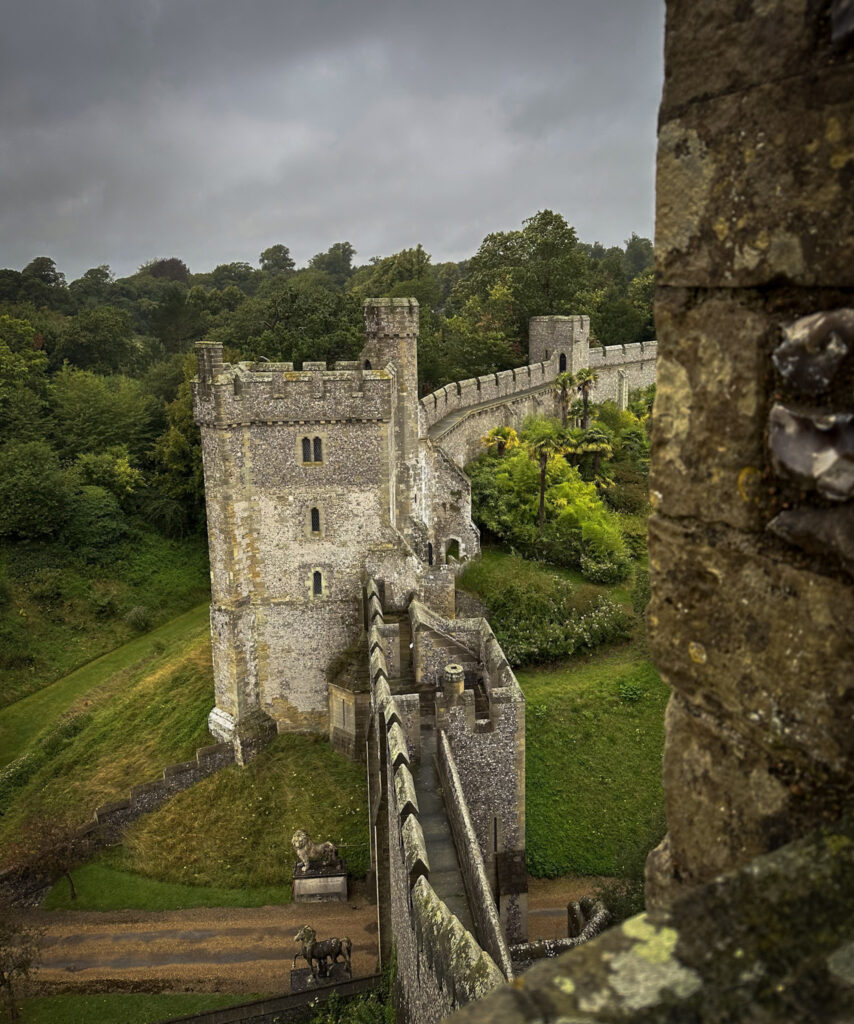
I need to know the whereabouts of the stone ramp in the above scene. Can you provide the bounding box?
[414,724,474,932]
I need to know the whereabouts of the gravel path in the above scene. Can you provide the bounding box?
[23,877,612,996]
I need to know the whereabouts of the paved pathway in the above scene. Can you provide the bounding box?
[24,877,611,996]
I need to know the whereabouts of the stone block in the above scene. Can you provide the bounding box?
[660,0,843,115]
[292,870,349,902]
[650,291,769,530]
[656,64,854,288]
[647,515,854,774]
[659,693,849,888]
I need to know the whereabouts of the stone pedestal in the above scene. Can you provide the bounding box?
[290,962,351,993]
[292,865,349,902]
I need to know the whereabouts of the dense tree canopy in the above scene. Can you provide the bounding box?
[0,212,654,558]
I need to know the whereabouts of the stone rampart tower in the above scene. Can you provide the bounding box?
[194,301,653,761]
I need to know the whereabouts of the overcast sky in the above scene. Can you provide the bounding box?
[0,0,664,281]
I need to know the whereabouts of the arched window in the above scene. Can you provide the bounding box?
[445,538,460,562]
[559,353,567,373]
[313,570,323,596]
[427,542,434,566]
[313,437,323,462]
[311,507,320,533]
[364,360,372,370]
[302,437,312,462]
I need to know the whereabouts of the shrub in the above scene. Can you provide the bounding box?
[617,678,644,704]
[0,440,69,540]
[460,557,632,666]
[125,605,152,632]
[591,878,646,924]
[467,443,631,581]
[62,486,128,557]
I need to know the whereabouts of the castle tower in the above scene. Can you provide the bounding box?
[361,298,421,545]
[528,315,590,374]
[192,301,434,759]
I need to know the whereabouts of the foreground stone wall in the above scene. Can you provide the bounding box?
[445,2,854,1022]
[646,0,854,903]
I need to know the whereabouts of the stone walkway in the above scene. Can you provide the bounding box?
[414,725,474,931]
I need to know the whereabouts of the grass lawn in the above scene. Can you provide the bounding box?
[43,855,291,911]
[0,603,210,768]
[519,645,668,878]
[15,993,259,1024]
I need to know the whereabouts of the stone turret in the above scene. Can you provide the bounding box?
[528,315,590,374]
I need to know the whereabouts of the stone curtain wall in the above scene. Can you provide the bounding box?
[419,363,554,433]
[436,731,515,980]
[588,341,657,406]
[426,392,557,471]
[421,339,657,470]
[365,579,506,1024]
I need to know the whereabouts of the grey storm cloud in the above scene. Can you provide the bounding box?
[0,0,664,280]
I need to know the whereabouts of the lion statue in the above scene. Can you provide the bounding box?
[292,829,341,873]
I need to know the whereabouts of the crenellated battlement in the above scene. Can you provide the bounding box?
[588,339,658,367]
[419,362,552,432]
[192,349,397,426]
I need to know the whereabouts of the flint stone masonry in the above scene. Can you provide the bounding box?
[195,297,655,752]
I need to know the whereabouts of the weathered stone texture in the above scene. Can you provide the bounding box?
[660,0,851,114]
[650,291,769,529]
[657,65,854,288]
[453,821,854,1024]
[648,515,854,775]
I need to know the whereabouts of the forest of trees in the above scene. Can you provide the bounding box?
[0,209,653,568]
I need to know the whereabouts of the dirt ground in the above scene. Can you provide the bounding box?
[25,877,613,996]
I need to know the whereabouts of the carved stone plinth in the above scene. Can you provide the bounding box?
[292,865,348,902]
[290,962,351,992]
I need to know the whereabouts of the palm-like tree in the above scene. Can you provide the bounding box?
[575,367,599,428]
[579,425,614,480]
[552,371,576,426]
[523,420,568,527]
[482,425,520,457]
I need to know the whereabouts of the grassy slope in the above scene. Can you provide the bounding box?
[519,648,668,877]
[0,632,214,848]
[0,603,209,768]
[1,532,211,708]
[119,733,369,890]
[16,993,258,1024]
